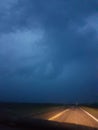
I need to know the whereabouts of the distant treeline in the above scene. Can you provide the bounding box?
[0,102,98,108]
[0,102,65,108]
[81,103,98,108]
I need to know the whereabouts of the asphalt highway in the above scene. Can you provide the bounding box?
[48,107,98,129]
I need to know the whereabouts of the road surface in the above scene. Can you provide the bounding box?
[48,107,98,129]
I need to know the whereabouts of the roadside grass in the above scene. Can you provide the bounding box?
[32,107,67,120]
[82,106,98,119]
[0,103,66,118]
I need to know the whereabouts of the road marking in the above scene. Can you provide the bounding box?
[48,109,69,120]
[80,108,98,122]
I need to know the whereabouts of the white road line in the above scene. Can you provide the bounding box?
[80,108,98,123]
[48,109,69,120]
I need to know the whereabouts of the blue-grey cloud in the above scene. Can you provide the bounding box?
[0,0,98,103]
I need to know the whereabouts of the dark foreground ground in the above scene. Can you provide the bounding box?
[0,103,98,130]
[0,103,65,117]
[0,116,98,130]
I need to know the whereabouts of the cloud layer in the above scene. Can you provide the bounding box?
[0,0,98,103]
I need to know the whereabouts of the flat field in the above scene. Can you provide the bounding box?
[0,103,65,118]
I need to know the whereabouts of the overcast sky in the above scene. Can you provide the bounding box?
[0,0,98,104]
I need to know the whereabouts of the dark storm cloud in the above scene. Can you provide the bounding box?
[0,0,98,103]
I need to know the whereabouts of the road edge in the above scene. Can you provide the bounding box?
[48,109,69,120]
[80,107,98,123]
